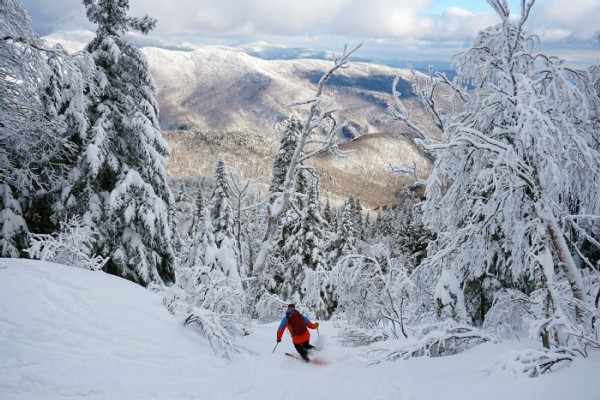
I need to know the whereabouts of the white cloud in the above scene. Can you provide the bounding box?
[531,0,600,39]
[20,0,600,65]
[445,7,474,18]
[21,0,500,40]
[535,28,572,42]
[21,0,598,43]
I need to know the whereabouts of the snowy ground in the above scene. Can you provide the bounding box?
[1,259,599,400]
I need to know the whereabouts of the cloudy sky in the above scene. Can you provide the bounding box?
[21,0,600,66]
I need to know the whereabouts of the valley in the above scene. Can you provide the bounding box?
[45,31,436,207]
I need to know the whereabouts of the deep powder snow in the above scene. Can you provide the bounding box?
[1,259,598,400]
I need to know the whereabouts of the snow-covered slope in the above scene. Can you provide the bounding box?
[43,31,435,136]
[1,259,599,400]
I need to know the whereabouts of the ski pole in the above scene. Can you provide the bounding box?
[272,342,279,354]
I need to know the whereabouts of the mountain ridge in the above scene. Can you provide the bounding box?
[44,31,435,208]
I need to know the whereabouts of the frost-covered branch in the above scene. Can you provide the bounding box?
[366,321,500,364]
[162,265,249,359]
[26,217,108,270]
[389,75,436,146]
[487,347,576,378]
[250,44,361,307]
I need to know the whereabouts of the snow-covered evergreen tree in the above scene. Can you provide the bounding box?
[368,190,432,268]
[62,0,176,286]
[206,157,244,295]
[326,198,358,266]
[183,203,214,270]
[162,212,247,358]
[282,181,334,318]
[189,191,205,238]
[210,157,235,248]
[255,118,309,303]
[269,118,307,197]
[349,196,364,240]
[323,198,334,228]
[164,171,247,357]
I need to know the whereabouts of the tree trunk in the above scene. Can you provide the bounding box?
[539,259,554,349]
[546,220,586,319]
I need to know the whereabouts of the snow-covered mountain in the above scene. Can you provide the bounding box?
[1,259,598,400]
[43,31,436,136]
[44,31,435,207]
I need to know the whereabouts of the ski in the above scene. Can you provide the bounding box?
[284,352,327,365]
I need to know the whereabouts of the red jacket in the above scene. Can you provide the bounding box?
[276,309,317,344]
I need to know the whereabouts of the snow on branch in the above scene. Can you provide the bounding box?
[161,265,249,359]
[27,216,108,271]
[486,347,576,378]
[388,75,437,147]
[483,289,532,338]
[388,161,426,187]
[365,320,500,364]
[336,324,390,347]
[332,244,416,342]
[183,309,245,360]
[255,292,287,323]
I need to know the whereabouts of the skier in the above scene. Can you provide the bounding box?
[276,304,319,362]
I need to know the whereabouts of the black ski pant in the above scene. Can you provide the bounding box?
[294,340,315,362]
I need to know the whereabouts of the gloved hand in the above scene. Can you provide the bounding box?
[314,322,319,329]
[276,339,281,343]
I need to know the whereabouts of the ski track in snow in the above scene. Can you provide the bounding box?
[1,259,599,400]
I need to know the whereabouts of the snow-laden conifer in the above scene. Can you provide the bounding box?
[207,157,243,292]
[63,0,176,285]
[269,118,307,197]
[282,181,333,318]
[255,118,309,305]
[326,198,358,266]
[210,157,235,248]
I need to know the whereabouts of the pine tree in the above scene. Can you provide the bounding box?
[63,0,176,285]
[350,197,364,240]
[183,199,212,269]
[210,157,235,248]
[323,198,333,227]
[207,157,243,294]
[282,182,333,317]
[262,118,309,299]
[269,118,305,197]
[327,199,358,266]
[188,191,204,238]
[164,204,247,358]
